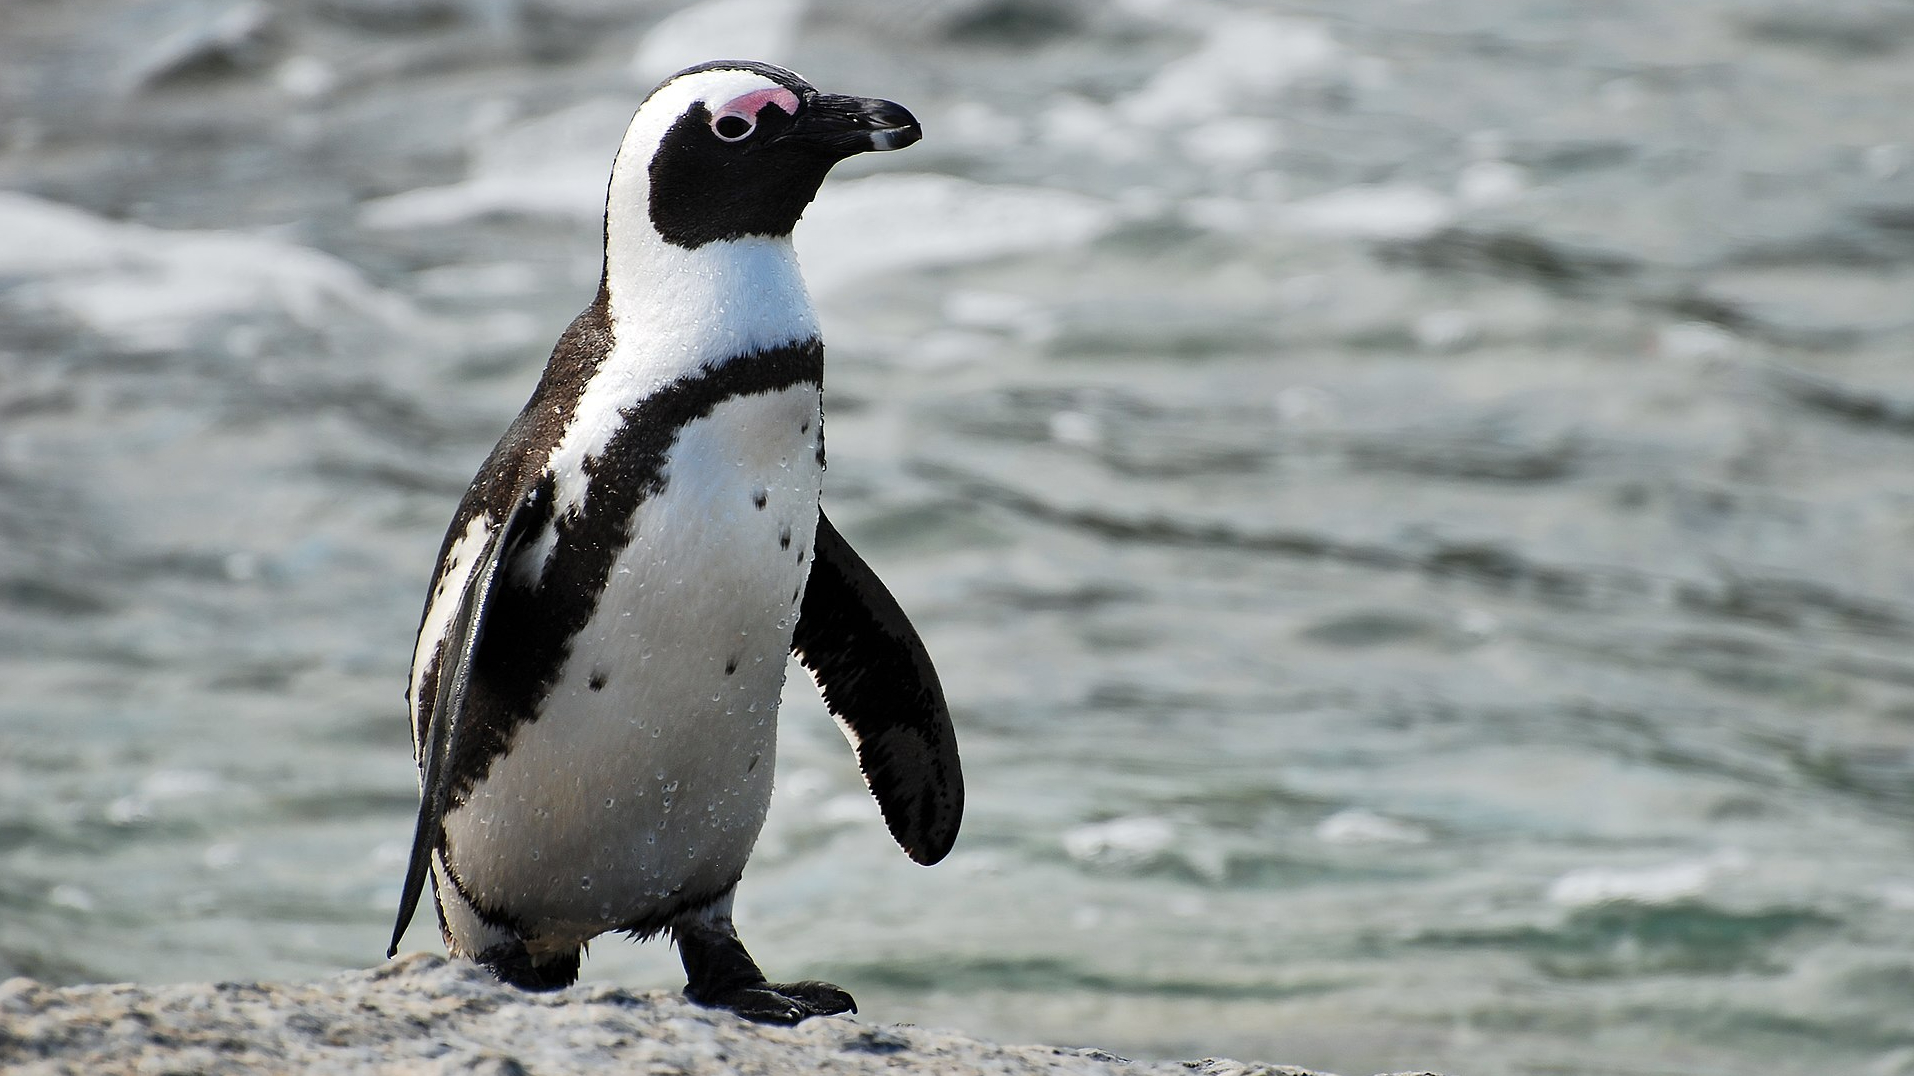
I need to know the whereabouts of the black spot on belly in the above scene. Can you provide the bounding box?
[795,545,806,563]
[589,671,608,692]
[752,488,768,510]
[778,526,791,550]
[725,657,738,676]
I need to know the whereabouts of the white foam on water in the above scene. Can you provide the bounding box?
[1048,410,1102,448]
[1413,309,1483,352]
[118,0,272,95]
[410,261,546,300]
[942,289,1042,331]
[630,0,806,85]
[1037,95,1145,163]
[0,191,413,351]
[369,840,410,868]
[1120,13,1340,128]
[1457,159,1529,207]
[1657,320,1738,363]
[1178,115,1284,171]
[1316,807,1430,846]
[0,193,126,275]
[1865,142,1907,180]
[1277,183,1456,240]
[47,884,96,912]
[939,100,1026,154]
[798,173,1118,294]
[358,165,603,229]
[1061,816,1176,867]
[139,770,225,799]
[1547,851,1748,907]
[273,54,337,102]
[1875,882,1914,911]
[818,793,877,826]
[359,98,633,229]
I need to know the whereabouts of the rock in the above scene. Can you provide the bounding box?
[0,954,1441,1076]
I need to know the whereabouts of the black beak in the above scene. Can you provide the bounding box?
[781,94,922,156]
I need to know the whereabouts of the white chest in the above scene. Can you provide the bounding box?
[442,383,824,941]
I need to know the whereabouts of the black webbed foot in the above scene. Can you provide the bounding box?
[766,979,856,1016]
[686,979,857,1025]
[673,892,856,1025]
[477,941,581,992]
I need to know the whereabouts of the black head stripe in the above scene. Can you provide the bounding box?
[647,103,832,248]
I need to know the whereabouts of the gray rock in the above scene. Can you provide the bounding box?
[0,954,1441,1076]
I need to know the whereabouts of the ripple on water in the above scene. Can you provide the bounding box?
[1414,899,1839,978]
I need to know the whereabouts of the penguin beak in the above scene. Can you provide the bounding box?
[781,94,922,156]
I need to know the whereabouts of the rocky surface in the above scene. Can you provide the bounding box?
[0,954,1437,1076]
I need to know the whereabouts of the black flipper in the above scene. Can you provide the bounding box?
[387,488,540,958]
[791,510,963,865]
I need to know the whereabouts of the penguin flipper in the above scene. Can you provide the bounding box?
[791,510,963,865]
[388,493,534,958]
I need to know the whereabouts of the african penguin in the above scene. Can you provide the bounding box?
[387,60,963,1025]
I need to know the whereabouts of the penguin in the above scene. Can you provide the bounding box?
[386,60,963,1026]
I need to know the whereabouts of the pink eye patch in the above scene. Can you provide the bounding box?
[716,87,800,120]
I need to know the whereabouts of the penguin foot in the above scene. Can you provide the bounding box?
[477,942,581,992]
[672,892,855,1024]
[768,979,857,1015]
[686,979,856,1025]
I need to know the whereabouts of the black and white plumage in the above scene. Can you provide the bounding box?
[386,61,962,1024]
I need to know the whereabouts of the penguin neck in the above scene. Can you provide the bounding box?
[527,221,823,584]
[601,155,821,389]
[601,235,817,380]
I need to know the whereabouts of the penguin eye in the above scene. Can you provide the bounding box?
[712,113,755,142]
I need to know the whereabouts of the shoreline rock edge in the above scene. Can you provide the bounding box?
[0,953,1443,1076]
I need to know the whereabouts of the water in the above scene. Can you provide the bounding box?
[4,1,1914,1073]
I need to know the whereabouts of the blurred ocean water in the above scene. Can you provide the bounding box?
[4,1,1914,1073]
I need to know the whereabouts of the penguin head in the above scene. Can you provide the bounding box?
[613,61,921,250]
